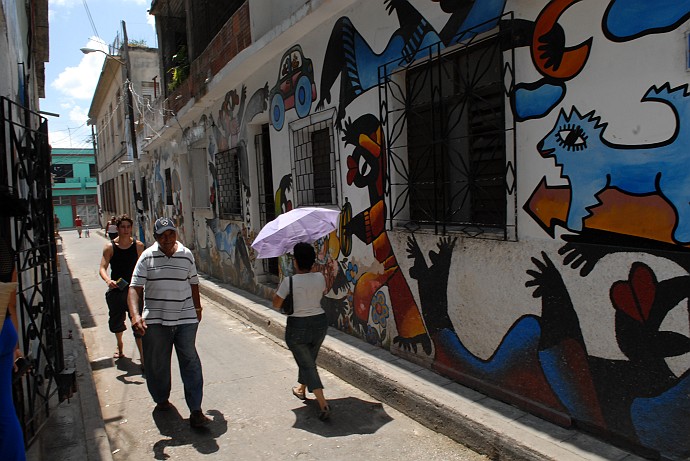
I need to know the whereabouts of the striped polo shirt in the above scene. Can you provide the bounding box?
[130,241,199,326]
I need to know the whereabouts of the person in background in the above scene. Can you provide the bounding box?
[99,214,145,368]
[272,242,331,421]
[128,217,210,428]
[53,214,60,236]
[106,216,118,240]
[74,215,83,238]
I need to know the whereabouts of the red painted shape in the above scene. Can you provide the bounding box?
[532,0,591,80]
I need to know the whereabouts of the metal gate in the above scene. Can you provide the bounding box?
[1,96,73,447]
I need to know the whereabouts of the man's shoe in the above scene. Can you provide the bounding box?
[190,410,211,428]
[155,400,173,411]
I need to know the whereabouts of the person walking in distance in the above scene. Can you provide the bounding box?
[74,214,83,238]
[106,216,118,240]
[127,217,210,427]
[99,214,145,368]
[272,242,331,420]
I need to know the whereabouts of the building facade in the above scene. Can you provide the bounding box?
[51,147,98,229]
[127,1,690,458]
[88,40,159,235]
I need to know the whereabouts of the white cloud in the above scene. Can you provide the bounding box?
[51,38,107,100]
[69,105,89,123]
[48,37,107,147]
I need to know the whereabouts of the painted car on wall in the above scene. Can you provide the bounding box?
[269,44,317,130]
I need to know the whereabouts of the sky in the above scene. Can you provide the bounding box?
[45,0,158,149]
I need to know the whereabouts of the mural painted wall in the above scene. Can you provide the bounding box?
[146,1,690,458]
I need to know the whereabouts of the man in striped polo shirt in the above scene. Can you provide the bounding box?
[127,217,210,428]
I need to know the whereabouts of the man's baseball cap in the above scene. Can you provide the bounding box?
[154,217,176,235]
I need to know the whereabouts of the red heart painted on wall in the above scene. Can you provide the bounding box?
[610,263,656,323]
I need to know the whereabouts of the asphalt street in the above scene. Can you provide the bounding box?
[61,230,488,460]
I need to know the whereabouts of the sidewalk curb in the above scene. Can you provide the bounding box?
[199,277,643,461]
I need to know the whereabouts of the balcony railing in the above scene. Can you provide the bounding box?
[166,2,251,119]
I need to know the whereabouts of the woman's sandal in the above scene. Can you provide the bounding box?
[292,387,306,400]
[318,405,331,421]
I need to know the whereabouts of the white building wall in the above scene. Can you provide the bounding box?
[147,2,690,457]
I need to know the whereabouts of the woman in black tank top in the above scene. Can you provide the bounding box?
[98,215,145,367]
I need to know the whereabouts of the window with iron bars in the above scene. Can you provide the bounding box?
[216,147,242,218]
[405,36,507,232]
[291,119,337,206]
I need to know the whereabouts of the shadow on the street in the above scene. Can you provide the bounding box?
[152,405,227,459]
[62,256,99,330]
[114,356,146,385]
[291,396,393,436]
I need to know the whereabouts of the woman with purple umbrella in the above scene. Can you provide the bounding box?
[272,242,331,421]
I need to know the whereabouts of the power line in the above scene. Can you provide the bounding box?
[82,0,100,40]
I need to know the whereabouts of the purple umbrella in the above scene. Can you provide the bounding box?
[251,207,340,258]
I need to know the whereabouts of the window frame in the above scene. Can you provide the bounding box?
[379,26,516,240]
[215,147,243,219]
[51,164,74,183]
[406,37,506,230]
[289,108,339,207]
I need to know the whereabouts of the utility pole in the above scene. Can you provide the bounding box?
[88,122,103,229]
[121,20,146,244]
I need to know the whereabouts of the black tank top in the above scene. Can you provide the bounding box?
[110,239,139,283]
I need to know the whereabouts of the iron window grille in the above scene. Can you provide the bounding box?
[379,17,517,240]
[216,147,242,218]
[291,118,337,206]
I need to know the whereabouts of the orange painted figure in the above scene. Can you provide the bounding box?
[342,114,430,354]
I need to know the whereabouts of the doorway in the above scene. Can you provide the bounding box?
[255,124,278,278]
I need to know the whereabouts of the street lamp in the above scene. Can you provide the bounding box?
[80,43,138,161]
[80,47,126,65]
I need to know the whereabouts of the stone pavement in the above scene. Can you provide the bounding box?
[27,230,647,461]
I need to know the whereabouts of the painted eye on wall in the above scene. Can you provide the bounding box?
[556,124,588,151]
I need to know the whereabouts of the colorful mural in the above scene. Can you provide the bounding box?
[317,0,512,127]
[269,45,317,130]
[195,84,270,288]
[142,1,690,458]
[338,114,430,353]
[531,83,690,244]
[602,0,690,42]
[310,1,690,458]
